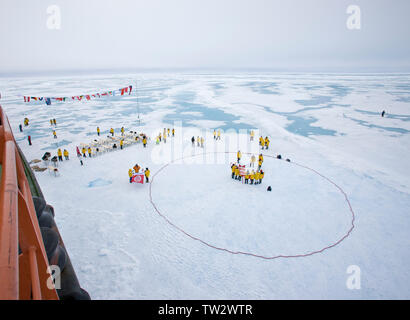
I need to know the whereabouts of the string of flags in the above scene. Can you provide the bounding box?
[23,85,133,105]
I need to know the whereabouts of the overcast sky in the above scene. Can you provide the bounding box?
[0,0,409,73]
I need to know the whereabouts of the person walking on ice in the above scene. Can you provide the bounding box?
[53,130,57,139]
[110,128,114,136]
[259,170,264,184]
[143,136,147,148]
[63,149,69,160]
[250,130,255,141]
[231,164,237,179]
[128,169,133,183]
[97,127,100,136]
[258,153,263,170]
[264,137,270,150]
[250,154,256,167]
[191,136,195,146]
[254,170,260,185]
[82,147,87,157]
[217,129,221,140]
[200,137,204,148]
[57,148,63,162]
[237,150,242,163]
[245,171,250,184]
[144,168,150,183]
[250,170,255,184]
[172,128,175,137]
[234,165,240,181]
[259,136,264,147]
[120,139,124,150]
[88,147,92,157]
[121,127,125,135]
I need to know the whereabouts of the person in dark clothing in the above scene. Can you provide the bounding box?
[19,124,23,132]
[28,135,32,145]
[382,110,386,117]
[191,136,195,146]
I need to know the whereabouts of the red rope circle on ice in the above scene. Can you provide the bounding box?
[149,152,355,260]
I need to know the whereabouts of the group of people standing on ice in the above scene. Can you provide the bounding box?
[128,164,150,183]
[231,151,265,185]
[156,128,175,144]
[191,136,205,148]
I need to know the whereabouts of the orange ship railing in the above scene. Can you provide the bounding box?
[0,106,59,300]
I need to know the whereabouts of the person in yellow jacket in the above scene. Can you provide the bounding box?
[231,164,236,179]
[88,147,92,157]
[213,130,217,140]
[156,136,160,144]
[259,170,264,184]
[143,136,147,148]
[254,171,260,185]
[57,148,63,161]
[259,153,264,163]
[82,147,87,157]
[250,154,256,167]
[234,166,240,181]
[259,136,264,146]
[261,137,266,150]
[258,159,263,170]
[264,137,270,150]
[110,128,114,136]
[250,170,255,184]
[120,139,124,150]
[144,168,150,183]
[121,127,125,135]
[244,171,250,184]
[163,133,167,143]
[63,149,69,160]
[53,130,57,139]
[237,150,242,163]
[128,169,133,183]
[172,128,175,137]
[97,127,100,136]
[200,137,204,148]
[217,130,221,140]
[250,130,255,141]
[167,128,170,136]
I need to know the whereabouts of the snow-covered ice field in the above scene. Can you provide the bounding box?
[1,72,410,299]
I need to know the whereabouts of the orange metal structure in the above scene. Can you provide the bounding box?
[0,106,59,300]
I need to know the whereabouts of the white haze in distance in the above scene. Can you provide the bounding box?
[0,0,409,74]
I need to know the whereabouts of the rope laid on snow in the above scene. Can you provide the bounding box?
[149,151,355,260]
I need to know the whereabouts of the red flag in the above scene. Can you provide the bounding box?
[131,173,144,184]
[120,87,129,95]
